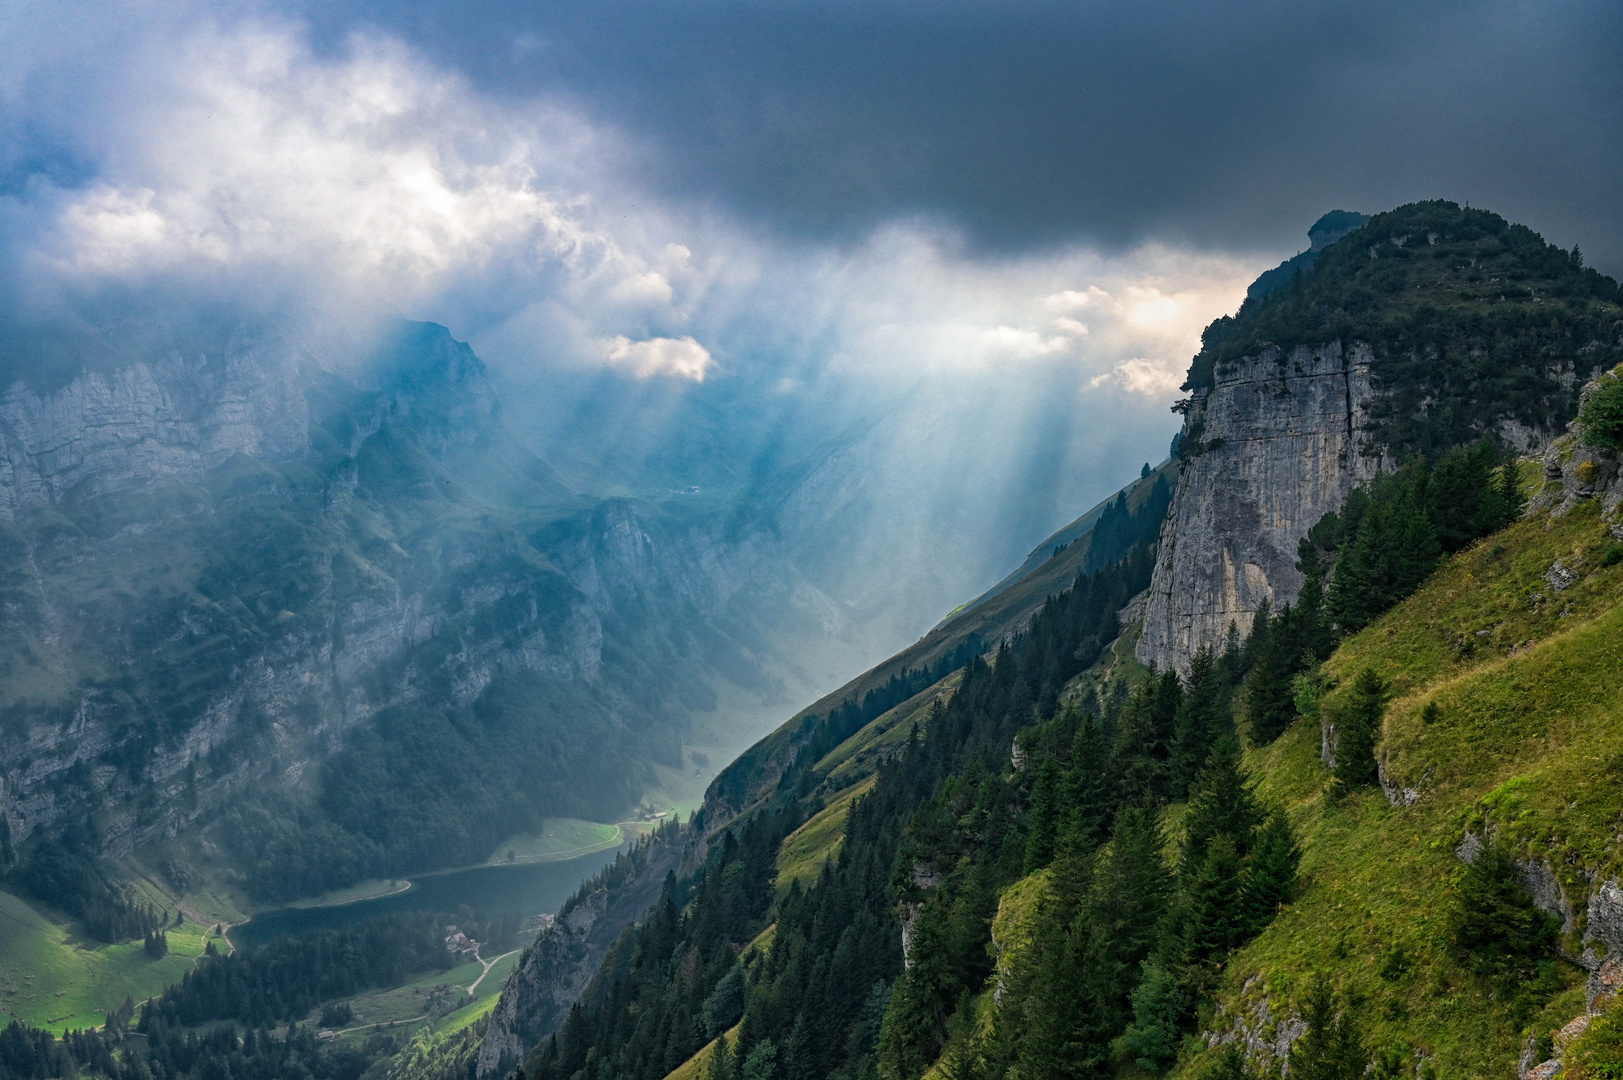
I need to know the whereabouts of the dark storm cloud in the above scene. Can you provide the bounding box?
[301,0,1623,267]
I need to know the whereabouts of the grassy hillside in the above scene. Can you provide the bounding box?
[0,891,211,1034]
[1175,497,1623,1075]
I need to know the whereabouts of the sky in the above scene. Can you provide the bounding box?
[1,0,1619,638]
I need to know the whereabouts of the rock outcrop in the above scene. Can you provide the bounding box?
[477,827,690,1079]
[1530,366,1623,522]
[1137,342,1384,672]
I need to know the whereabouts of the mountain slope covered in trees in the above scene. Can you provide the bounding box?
[469,204,1623,1080]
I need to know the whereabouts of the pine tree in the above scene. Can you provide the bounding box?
[1090,808,1172,991]
[1015,900,1115,1080]
[1114,672,1180,805]
[1496,455,1526,522]
[877,895,957,1080]
[1241,809,1301,933]
[1330,669,1385,791]
[1447,841,1559,982]
[1242,606,1302,745]
[1064,716,1113,851]
[1179,736,1261,872]
[1170,650,1228,799]
[706,1035,734,1080]
[1024,757,1061,873]
[1182,834,1248,964]
[1287,980,1367,1080]
[1217,621,1245,686]
[1119,961,1188,1073]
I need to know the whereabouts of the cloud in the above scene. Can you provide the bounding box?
[315,0,1623,272]
[3,14,705,346]
[1090,358,1184,396]
[604,335,714,380]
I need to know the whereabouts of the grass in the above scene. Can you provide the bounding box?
[1175,501,1623,1077]
[326,946,526,1044]
[818,673,960,790]
[0,891,210,1034]
[776,776,877,894]
[660,1025,738,1080]
[990,869,1053,996]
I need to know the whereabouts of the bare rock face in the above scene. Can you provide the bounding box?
[0,322,313,519]
[1137,342,1384,673]
[477,828,688,1079]
[1530,368,1623,522]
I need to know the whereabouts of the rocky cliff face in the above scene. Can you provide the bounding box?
[477,827,691,1079]
[1137,202,1623,673]
[1136,342,1384,672]
[0,310,847,896]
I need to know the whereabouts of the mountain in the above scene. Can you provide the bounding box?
[1140,201,1623,673]
[463,203,1623,1080]
[472,457,1176,1078]
[0,304,867,904]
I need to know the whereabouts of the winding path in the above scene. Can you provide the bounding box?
[465,946,520,997]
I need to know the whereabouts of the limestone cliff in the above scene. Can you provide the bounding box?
[1137,202,1623,673]
[1136,342,1383,671]
[0,309,849,899]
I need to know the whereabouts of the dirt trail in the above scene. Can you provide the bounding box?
[466,946,520,997]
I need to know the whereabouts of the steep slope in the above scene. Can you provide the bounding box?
[470,205,1623,1080]
[1139,202,1623,673]
[0,308,852,905]
[473,463,1173,1076]
[700,463,1173,828]
[1183,390,1623,1077]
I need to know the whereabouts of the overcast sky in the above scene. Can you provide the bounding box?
[1,1,1619,625]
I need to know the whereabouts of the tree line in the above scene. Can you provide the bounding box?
[523,524,1170,1080]
[141,912,452,1030]
[1238,440,1524,770]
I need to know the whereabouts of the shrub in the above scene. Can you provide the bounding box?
[1580,373,1623,450]
[1566,1007,1623,1079]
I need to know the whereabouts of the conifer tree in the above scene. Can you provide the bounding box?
[1241,810,1301,933]
[1119,961,1188,1073]
[1447,841,1559,982]
[1090,808,1173,993]
[1179,736,1261,872]
[1169,650,1227,799]
[1065,716,1113,851]
[1217,621,1246,686]
[1330,669,1385,790]
[877,895,957,1080]
[1182,834,1249,965]
[706,1032,734,1080]
[1287,980,1367,1080]
[1497,454,1526,520]
[1024,757,1061,873]
[1242,606,1302,745]
[1015,896,1115,1080]
[1114,672,1180,805]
